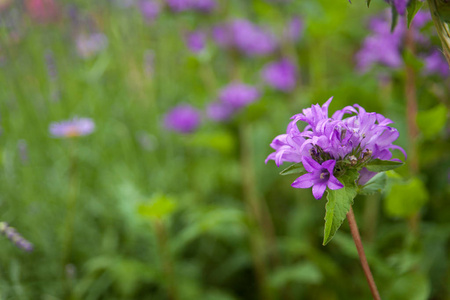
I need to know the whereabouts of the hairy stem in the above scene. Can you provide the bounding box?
[347,207,381,300]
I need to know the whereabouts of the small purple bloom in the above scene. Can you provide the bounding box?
[163,105,201,134]
[218,83,260,109]
[50,117,95,138]
[261,58,297,92]
[0,222,33,252]
[423,50,450,77]
[292,157,344,199]
[139,0,160,22]
[165,0,191,12]
[190,0,216,12]
[284,16,304,42]
[212,20,277,56]
[185,30,206,53]
[206,101,234,121]
[75,33,108,59]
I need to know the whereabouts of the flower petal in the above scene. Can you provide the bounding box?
[312,183,327,200]
[292,173,315,189]
[301,156,321,172]
[327,176,344,190]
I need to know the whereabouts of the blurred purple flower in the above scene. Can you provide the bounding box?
[219,83,260,109]
[76,33,108,58]
[212,20,277,56]
[185,31,206,53]
[284,16,304,42]
[206,101,234,121]
[191,0,216,12]
[423,50,450,77]
[25,0,60,23]
[139,0,160,22]
[163,105,201,133]
[261,58,297,92]
[0,222,33,252]
[50,117,95,138]
[165,0,191,12]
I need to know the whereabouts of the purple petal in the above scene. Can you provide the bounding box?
[301,156,321,172]
[292,173,315,188]
[327,176,344,190]
[312,183,327,200]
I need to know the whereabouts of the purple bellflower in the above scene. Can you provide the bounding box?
[50,117,95,138]
[266,97,406,199]
[423,50,450,77]
[284,16,304,42]
[139,0,160,22]
[163,104,201,134]
[261,58,297,92]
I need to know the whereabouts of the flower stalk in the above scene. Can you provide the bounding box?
[347,207,381,300]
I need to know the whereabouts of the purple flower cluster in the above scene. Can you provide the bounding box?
[139,0,161,22]
[266,97,405,199]
[185,30,207,53]
[207,83,260,121]
[0,222,33,252]
[212,20,277,56]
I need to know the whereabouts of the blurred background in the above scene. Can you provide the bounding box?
[0,0,449,299]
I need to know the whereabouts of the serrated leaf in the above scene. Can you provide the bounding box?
[359,172,387,195]
[407,0,424,28]
[323,169,359,245]
[365,159,404,172]
[279,162,307,176]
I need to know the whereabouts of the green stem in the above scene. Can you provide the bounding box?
[427,0,450,67]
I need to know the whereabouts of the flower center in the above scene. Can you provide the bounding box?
[319,169,330,180]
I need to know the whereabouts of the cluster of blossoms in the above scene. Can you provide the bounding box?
[266,97,406,199]
[0,222,33,252]
[356,10,449,77]
[163,105,202,133]
[165,0,216,13]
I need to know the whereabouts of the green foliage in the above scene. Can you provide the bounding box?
[323,169,359,245]
[365,159,404,172]
[416,104,447,139]
[359,172,387,195]
[407,0,424,28]
[387,272,431,300]
[138,194,177,220]
[279,162,307,176]
[384,177,429,218]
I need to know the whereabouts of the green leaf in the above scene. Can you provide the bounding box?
[138,194,177,220]
[365,159,404,172]
[323,169,359,245]
[384,177,428,218]
[270,262,323,288]
[366,0,371,8]
[359,172,387,195]
[391,4,399,32]
[407,0,424,28]
[279,163,307,176]
[387,272,430,300]
[416,104,447,139]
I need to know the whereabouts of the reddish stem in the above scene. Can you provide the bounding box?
[347,207,381,300]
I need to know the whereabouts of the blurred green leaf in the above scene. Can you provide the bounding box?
[359,172,387,195]
[387,272,430,300]
[366,159,403,172]
[270,262,323,288]
[189,131,235,154]
[323,169,359,245]
[416,104,447,139]
[279,162,307,176]
[384,177,428,218]
[138,194,177,220]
